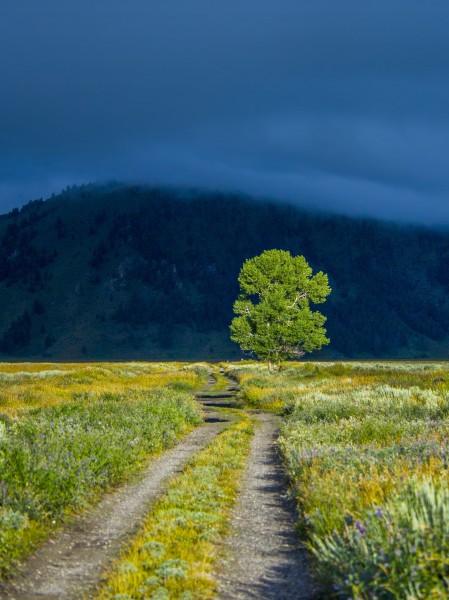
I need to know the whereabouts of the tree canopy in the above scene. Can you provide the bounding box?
[230,250,331,367]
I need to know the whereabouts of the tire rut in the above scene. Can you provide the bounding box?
[217,412,318,599]
[1,388,230,600]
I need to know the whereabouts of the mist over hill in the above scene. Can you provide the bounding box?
[0,183,448,361]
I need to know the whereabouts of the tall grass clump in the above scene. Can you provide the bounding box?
[313,477,449,598]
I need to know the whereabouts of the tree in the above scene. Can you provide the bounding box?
[230,249,331,369]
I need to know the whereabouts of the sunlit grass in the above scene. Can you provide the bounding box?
[312,477,449,598]
[4,359,449,596]
[96,413,254,600]
[0,362,209,416]
[0,362,209,578]
[226,361,449,410]
[231,360,449,597]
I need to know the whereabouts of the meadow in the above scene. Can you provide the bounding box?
[228,361,449,599]
[0,362,208,577]
[3,359,449,598]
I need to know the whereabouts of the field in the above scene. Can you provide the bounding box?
[229,361,449,598]
[2,360,449,598]
[0,362,208,577]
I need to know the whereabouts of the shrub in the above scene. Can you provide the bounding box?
[313,477,449,599]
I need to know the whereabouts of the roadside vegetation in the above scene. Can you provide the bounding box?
[96,413,254,600]
[4,359,449,597]
[229,361,449,598]
[0,363,207,577]
[0,362,207,416]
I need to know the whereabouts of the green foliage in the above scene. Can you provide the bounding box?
[1,185,449,359]
[230,250,331,366]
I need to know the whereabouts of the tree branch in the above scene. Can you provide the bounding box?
[287,292,308,309]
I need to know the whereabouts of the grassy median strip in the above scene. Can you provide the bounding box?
[96,413,254,600]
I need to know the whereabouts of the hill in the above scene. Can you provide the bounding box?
[0,183,448,360]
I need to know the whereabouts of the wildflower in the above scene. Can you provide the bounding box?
[355,520,366,535]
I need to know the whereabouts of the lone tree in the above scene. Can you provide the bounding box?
[230,249,331,369]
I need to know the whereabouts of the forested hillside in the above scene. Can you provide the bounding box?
[0,183,448,360]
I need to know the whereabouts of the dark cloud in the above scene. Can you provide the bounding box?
[1,0,449,224]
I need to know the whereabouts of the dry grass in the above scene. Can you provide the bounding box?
[0,362,209,416]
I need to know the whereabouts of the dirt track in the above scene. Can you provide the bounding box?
[218,412,317,599]
[1,377,317,599]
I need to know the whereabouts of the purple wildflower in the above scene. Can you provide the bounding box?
[355,520,366,535]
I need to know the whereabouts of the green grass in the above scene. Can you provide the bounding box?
[232,360,449,598]
[5,359,449,597]
[0,362,209,416]
[312,476,449,599]
[95,413,254,600]
[0,363,207,578]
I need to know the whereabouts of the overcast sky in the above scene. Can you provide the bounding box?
[1,1,449,224]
